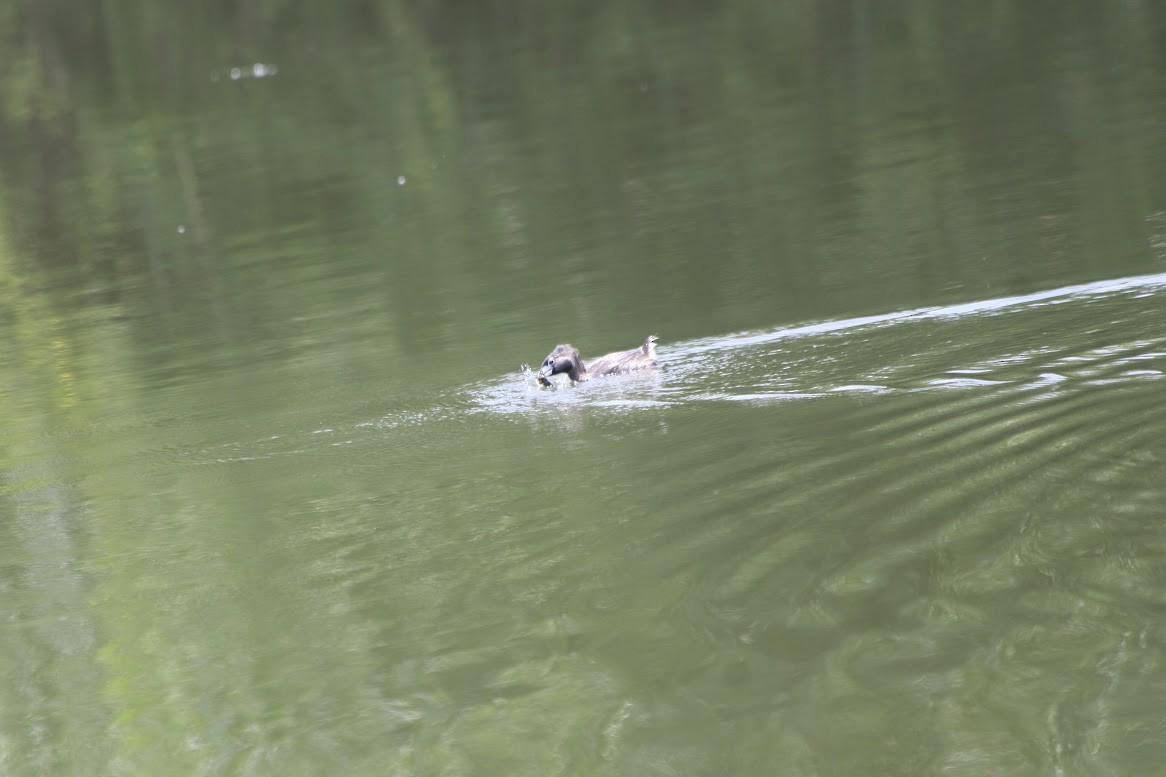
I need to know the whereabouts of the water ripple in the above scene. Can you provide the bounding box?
[468,271,1166,416]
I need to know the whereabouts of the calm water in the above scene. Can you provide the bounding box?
[3,3,1166,775]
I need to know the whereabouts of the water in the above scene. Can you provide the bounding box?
[3,2,1166,775]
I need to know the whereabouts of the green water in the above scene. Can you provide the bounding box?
[3,2,1166,775]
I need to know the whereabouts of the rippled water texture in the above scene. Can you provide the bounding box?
[111,273,1161,776]
[467,275,1166,775]
[5,2,1166,774]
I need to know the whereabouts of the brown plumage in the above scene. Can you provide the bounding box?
[537,336,659,386]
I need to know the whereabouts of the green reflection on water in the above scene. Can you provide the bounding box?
[2,2,1166,775]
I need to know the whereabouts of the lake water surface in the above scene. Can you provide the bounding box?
[3,3,1166,775]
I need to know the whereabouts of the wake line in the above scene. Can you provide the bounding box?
[676,271,1166,357]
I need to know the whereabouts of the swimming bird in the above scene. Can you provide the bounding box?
[537,336,658,386]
